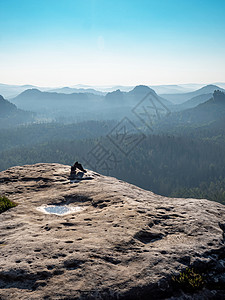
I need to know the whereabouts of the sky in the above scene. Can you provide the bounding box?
[0,0,225,87]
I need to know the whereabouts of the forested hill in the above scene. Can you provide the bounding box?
[185,89,225,122]
[157,90,225,131]
[11,85,173,116]
[161,84,225,104]
[9,85,224,125]
[0,95,34,128]
[0,95,17,116]
[11,88,103,111]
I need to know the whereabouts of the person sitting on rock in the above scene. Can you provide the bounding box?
[71,161,87,175]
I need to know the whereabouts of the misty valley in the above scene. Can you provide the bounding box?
[1,83,225,205]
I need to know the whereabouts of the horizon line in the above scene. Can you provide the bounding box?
[1,81,225,89]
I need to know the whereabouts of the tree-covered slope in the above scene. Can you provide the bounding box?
[0,95,34,128]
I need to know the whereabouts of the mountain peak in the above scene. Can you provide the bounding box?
[130,85,154,94]
[199,84,222,93]
[105,89,124,102]
[24,88,42,93]
[106,89,123,95]
[19,88,42,96]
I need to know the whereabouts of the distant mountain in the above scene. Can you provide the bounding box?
[11,88,103,111]
[159,90,225,129]
[0,83,50,98]
[11,88,107,122]
[105,85,173,108]
[105,89,125,104]
[177,83,205,91]
[128,85,172,106]
[0,95,34,128]
[174,93,212,111]
[10,84,225,126]
[150,84,194,94]
[129,85,153,95]
[12,85,225,125]
[2,82,225,100]
[0,95,17,116]
[181,90,225,123]
[71,84,134,93]
[75,84,205,94]
[10,86,173,123]
[161,85,225,104]
[16,88,42,98]
[48,87,105,96]
[13,85,172,109]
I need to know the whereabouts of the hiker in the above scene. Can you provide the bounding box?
[70,161,87,175]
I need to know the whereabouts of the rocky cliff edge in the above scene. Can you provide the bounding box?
[0,163,225,299]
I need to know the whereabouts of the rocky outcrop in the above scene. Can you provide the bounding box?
[0,163,225,300]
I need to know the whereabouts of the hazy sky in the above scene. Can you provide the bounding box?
[0,0,225,86]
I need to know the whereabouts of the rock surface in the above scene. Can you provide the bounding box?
[0,163,225,300]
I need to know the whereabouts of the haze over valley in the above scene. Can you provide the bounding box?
[1,82,225,205]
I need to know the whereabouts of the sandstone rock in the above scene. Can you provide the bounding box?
[0,163,224,299]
